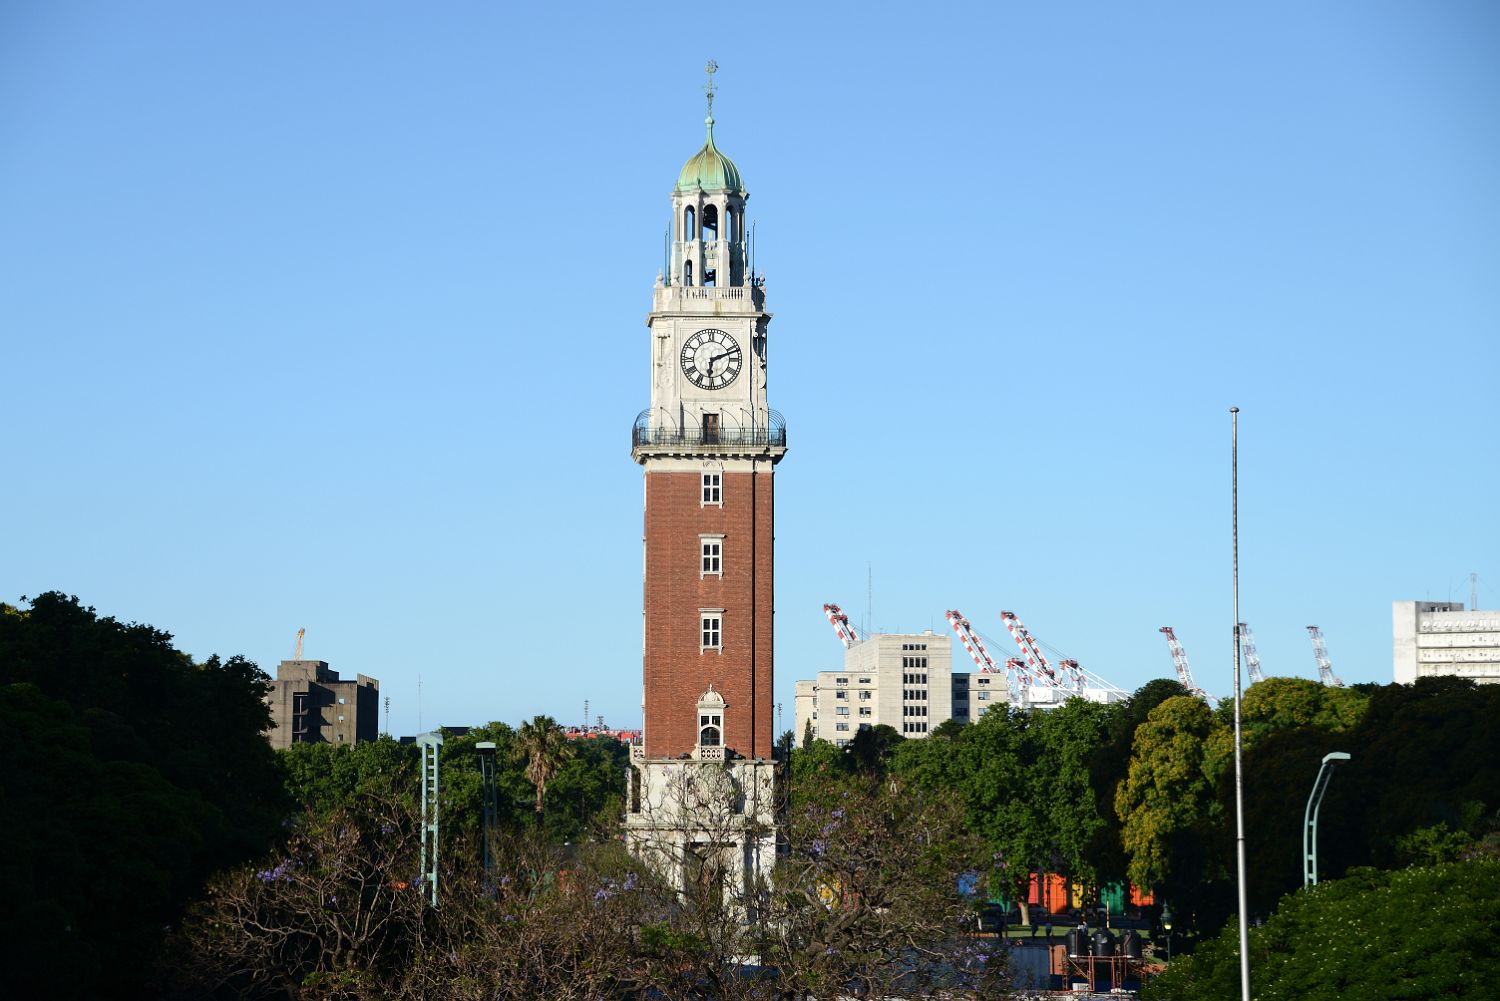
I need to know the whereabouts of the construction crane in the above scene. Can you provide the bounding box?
[1159,627,1215,705]
[946,609,1027,702]
[822,603,860,649]
[294,627,305,660]
[1306,626,1344,687]
[1238,623,1266,684]
[1000,611,1059,686]
[1057,659,1087,691]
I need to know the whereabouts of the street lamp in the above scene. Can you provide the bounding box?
[1162,903,1173,964]
[1303,751,1350,888]
[476,741,499,896]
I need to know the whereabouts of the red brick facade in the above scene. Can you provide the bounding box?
[642,464,775,759]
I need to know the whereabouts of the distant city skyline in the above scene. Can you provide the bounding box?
[3,2,1496,735]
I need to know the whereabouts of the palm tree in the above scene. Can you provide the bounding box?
[513,715,574,821]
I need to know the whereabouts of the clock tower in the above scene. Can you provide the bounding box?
[625,64,784,903]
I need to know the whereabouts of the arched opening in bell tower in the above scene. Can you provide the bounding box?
[683,260,694,286]
[701,204,719,242]
[683,205,696,240]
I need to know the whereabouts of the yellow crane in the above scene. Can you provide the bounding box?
[294,627,305,660]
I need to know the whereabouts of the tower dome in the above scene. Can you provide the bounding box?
[676,116,743,193]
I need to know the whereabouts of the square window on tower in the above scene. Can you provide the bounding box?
[702,472,722,506]
[700,612,723,652]
[700,535,724,576]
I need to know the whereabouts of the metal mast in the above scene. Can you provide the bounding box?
[1238,622,1266,684]
[416,731,444,908]
[1306,626,1344,687]
[822,603,860,648]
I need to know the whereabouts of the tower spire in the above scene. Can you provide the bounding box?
[703,59,718,142]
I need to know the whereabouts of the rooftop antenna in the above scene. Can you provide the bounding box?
[867,562,873,636]
[384,695,391,737]
[1472,572,1480,611]
[584,698,590,729]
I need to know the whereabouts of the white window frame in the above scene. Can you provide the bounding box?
[700,533,724,577]
[699,609,724,652]
[701,471,722,506]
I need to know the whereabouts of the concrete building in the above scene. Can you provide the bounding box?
[1393,601,1500,685]
[795,631,985,746]
[624,73,782,910]
[265,659,379,749]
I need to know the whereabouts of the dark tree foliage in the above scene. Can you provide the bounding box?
[1319,676,1500,877]
[0,592,287,999]
[1084,679,1187,886]
[845,721,904,774]
[1143,860,1500,1001]
[281,724,629,845]
[1223,723,1347,918]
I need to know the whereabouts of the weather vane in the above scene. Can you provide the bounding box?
[704,59,718,117]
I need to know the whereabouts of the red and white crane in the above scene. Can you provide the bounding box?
[946,609,1028,701]
[1000,610,1059,687]
[1238,623,1266,685]
[1159,626,1215,704]
[822,603,860,649]
[1306,626,1344,687]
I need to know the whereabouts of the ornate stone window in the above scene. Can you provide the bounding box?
[696,688,726,748]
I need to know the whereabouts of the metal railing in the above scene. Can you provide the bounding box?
[631,409,786,451]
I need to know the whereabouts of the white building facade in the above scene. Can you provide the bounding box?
[794,631,978,746]
[1393,601,1500,685]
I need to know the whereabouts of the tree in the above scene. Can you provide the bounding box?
[1142,860,1500,1001]
[1320,677,1500,877]
[949,704,1045,923]
[1083,679,1186,887]
[845,721,903,774]
[1033,697,1116,890]
[1232,675,1368,747]
[0,593,287,999]
[171,795,427,1000]
[513,715,574,821]
[1115,696,1231,905]
[770,771,1004,999]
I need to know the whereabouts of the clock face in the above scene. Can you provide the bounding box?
[680,329,743,390]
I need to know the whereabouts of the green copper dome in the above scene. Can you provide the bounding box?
[676,116,743,193]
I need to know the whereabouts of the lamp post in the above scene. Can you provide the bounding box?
[1303,751,1351,888]
[476,741,499,896]
[1162,903,1173,964]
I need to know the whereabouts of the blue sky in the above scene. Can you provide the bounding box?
[3,2,1496,736]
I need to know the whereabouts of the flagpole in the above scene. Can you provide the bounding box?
[1232,406,1251,1001]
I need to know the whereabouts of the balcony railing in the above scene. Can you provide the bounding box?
[632,409,786,453]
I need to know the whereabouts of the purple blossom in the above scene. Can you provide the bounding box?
[831,808,845,820]
[255,860,292,883]
[594,888,610,902]
[622,873,638,891]
[811,839,826,857]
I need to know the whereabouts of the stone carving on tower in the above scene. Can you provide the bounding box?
[625,63,785,910]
